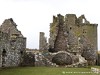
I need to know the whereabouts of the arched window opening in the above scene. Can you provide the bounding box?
[82,19,85,23]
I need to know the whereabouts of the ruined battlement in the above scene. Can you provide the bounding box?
[52,14,97,26]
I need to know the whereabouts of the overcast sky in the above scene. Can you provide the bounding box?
[0,0,100,50]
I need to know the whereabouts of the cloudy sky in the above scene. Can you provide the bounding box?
[0,0,100,50]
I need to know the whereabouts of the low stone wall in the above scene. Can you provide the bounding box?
[21,52,35,66]
[34,51,88,67]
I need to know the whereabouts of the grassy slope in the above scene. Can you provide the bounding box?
[0,67,100,75]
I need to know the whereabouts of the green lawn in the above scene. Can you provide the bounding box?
[0,66,100,75]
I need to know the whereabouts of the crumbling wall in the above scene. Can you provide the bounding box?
[49,16,58,52]
[54,14,67,52]
[21,52,35,66]
[0,31,10,67]
[0,18,26,67]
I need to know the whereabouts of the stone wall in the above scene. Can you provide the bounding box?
[0,18,26,67]
[21,52,35,66]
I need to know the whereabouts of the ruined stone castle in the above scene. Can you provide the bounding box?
[0,14,98,68]
[0,18,26,67]
[40,14,98,66]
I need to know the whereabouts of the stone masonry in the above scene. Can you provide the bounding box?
[39,32,48,50]
[48,14,98,65]
[0,18,26,67]
[0,14,98,68]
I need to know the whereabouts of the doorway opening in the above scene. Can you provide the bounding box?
[2,49,6,67]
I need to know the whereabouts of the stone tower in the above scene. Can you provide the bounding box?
[39,32,48,50]
[49,14,98,65]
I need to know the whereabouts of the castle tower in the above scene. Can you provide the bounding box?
[49,14,98,65]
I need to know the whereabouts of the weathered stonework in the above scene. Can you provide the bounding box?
[0,18,26,67]
[39,32,48,50]
[21,52,35,66]
[98,52,100,65]
[48,14,98,65]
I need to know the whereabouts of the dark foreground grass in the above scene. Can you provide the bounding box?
[0,66,100,75]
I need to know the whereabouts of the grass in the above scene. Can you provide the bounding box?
[0,66,100,75]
